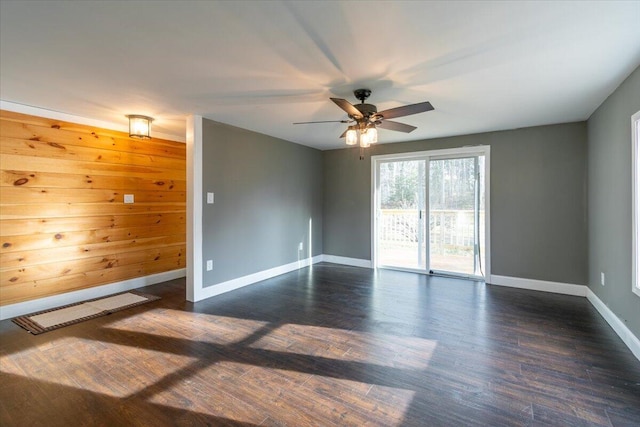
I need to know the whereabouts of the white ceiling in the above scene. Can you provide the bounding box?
[1,1,639,150]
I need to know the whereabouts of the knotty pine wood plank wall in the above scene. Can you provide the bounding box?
[0,110,186,305]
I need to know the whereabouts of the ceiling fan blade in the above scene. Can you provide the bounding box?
[293,120,350,125]
[378,101,434,120]
[378,120,417,133]
[330,98,363,119]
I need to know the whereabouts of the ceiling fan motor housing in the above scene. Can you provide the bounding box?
[352,89,380,123]
[353,103,378,121]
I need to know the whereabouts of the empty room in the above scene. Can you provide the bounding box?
[1,1,639,426]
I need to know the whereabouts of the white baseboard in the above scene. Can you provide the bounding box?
[320,254,373,269]
[488,275,639,362]
[195,256,324,301]
[490,275,588,297]
[586,289,640,362]
[0,268,186,321]
[194,254,372,301]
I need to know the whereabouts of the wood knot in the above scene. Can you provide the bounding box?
[51,124,61,129]
[29,136,40,141]
[48,142,65,149]
[9,277,18,282]
[155,181,165,186]
[54,233,63,240]
[2,242,11,248]
[154,256,160,260]
[13,178,28,186]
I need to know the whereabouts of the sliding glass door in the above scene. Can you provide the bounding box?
[428,156,485,277]
[376,159,427,270]
[373,147,490,280]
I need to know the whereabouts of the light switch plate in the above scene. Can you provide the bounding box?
[124,194,134,204]
[207,192,214,204]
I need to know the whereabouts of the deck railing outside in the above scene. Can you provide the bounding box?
[379,209,484,255]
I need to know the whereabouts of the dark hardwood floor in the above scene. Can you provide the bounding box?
[1,263,639,426]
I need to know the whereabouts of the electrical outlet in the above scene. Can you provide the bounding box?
[124,194,134,204]
[601,272,605,286]
[206,260,213,271]
[298,242,303,251]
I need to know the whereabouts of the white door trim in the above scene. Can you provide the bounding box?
[371,146,491,281]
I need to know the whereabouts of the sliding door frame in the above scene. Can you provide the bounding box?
[371,146,491,282]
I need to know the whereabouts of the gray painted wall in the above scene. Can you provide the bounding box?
[587,66,640,338]
[323,122,588,285]
[201,119,323,286]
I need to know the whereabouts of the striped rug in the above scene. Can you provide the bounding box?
[12,291,160,334]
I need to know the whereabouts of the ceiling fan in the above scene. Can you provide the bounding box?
[294,89,434,147]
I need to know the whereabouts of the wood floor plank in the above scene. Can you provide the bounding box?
[1,266,639,426]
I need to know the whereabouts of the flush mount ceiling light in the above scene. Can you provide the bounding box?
[126,115,153,139]
[294,88,434,148]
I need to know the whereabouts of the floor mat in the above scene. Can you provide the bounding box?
[12,291,160,334]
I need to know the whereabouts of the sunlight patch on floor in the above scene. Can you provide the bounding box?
[146,363,267,425]
[105,308,269,344]
[248,323,438,369]
[1,337,199,398]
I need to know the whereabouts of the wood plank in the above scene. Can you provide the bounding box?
[1,245,184,286]
[0,170,186,191]
[2,267,640,425]
[1,223,186,253]
[0,187,186,204]
[1,256,185,304]
[0,235,186,268]
[0,112,185,156]
[1,213,186,237]
[0,154,185,180]
[0,110,186,306]
[0,202,185,220]
[1,137,185,170]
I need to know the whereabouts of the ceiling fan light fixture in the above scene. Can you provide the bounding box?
[293,89,434,150]
[345,128,358,145]
[126,115,153,139]
[366,126,378,144]
[359,129,371,148]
